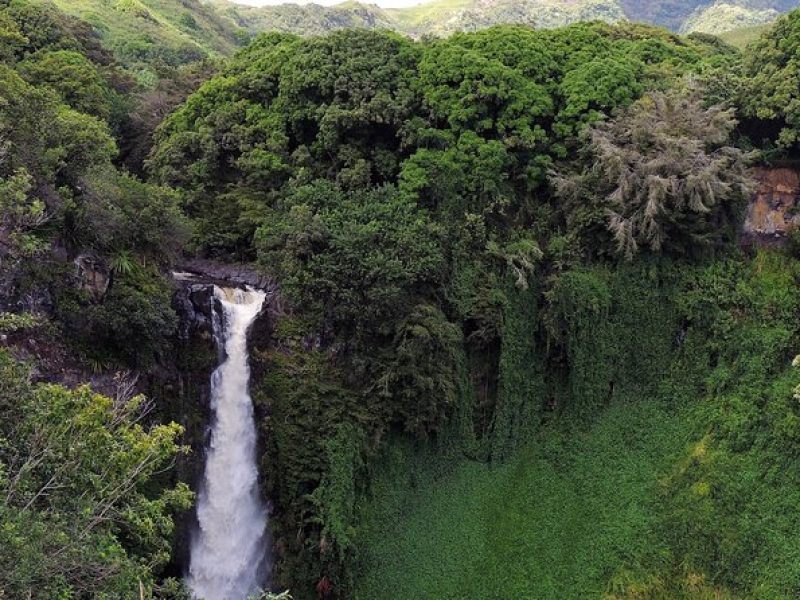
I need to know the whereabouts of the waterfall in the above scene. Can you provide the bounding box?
[188,286,270,600]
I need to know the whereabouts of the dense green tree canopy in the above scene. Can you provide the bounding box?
[18,49,114,118]
[151,24,728,255]
[743,10,800,148]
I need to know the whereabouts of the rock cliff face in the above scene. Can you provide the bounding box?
[743,166,800,244]
[176,258,280,297]
[73,254,110,300]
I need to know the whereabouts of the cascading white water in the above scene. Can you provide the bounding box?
[188,286,270,600]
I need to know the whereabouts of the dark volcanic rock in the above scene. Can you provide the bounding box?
[175,257,274,290]
[171,258,284,340]
[73,254,110,300]
[172,283,215,341]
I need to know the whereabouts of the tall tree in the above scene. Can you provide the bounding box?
[551,86,754,259]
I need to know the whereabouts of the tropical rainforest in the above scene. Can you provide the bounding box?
[4,0,800,598]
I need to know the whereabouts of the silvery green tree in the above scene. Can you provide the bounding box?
[552,85,755,259]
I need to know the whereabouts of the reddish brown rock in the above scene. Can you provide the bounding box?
[743,167,800,244]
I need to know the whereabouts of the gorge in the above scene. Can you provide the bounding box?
[5,2,800,599]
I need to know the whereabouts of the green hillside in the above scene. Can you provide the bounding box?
[46,0,247,81]
[216,0,623,38]
[218,0,800,37]
[682,1,782,34]
[36,0,800,58]
[618,0,707,30]
[355,255,800,599]
[389,0,622,36]
[357,400,694,598]
[213,0,395,37]
[719,21,770,46]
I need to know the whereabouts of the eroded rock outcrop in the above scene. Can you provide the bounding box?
[743,167,800,244]
[73,254,110,300]
[176,258,276,292]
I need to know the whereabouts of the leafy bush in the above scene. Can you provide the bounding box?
[743,10,800,148]
[0,349,192,597]
[58,267,179,368]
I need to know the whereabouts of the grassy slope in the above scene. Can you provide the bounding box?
[355,400,694,599]
[214,0,395,37]
[48,0,245,78]
[681,3,782,34]
[354,252,800,599]
[386,0,474,30]
[718,22,771,46]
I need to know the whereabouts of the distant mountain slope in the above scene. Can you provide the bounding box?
[213,0,395,37]
[618,0,707,30]
[218,0,800,37]
[718,21,771,46]
[388,0,623,36]
[221,0,624,38]
[39,0,800,69]
[46,0,247,80]
[681,0,799,33]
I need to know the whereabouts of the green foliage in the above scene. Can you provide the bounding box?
[76,167,190,262]
[355,400,693,600]
[0,9,26,61]
[647,253,800,597]
[151,25,720,255]
[486,283,546,460]
[221,0,396,38]
[0,62,116,183]
[718,22,771,48]
[58,266,179,367]
[355,251,800,599]
[556,55,643,137]
[307,423,365,594]
[0,349,192,597]
[254,335,365,595]
[552,86,754,259]
[0,310,39,332]
[0,1,194,372]
[258,185,445,340]
[742,9,800,149]
[18,48,114,117]
[361,302,463,437]
[49,0,245,79]
[682,2,784,35]
[545,267,614,414]
[0,165,48,266]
